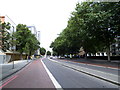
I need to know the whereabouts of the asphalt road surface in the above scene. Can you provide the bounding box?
[52,58,119,76]
[43,58,119,89]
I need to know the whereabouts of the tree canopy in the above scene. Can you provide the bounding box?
[47,51,51,55]
[0,21,11,52]
[40,47,46,55]
[14,24,40,59]
[50,2,119,60]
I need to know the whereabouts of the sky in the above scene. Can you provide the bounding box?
[0,0,84,51]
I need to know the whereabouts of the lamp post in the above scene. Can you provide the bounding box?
[12,26,15,69]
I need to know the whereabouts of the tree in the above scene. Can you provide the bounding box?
[47,51,51,56]
[40,47,46,55]
[80,2,120,60]
[14,24,40,59]
[14,24,32,59]
[51,2,119,61]
[0,21,11,52]
[72,2,102,58]
[24,33,40,58]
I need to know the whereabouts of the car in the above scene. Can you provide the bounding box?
[50,56,53,59]
[58,56,65,59]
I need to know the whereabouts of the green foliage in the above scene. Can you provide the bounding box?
[50,2,119,60]
[14,24,40,58]
[40,47,46,55]
[0,21,11,52]
[14,24,31,54]
[47,51,51,55]
[24,34,40,56]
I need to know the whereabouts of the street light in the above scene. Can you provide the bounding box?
[12,26,15,69]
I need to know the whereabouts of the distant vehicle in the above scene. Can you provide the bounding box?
[58,56,65,59]
[60,57,65,59]
[50,56,53,59]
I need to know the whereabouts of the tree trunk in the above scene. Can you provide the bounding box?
[106,47,111,61]
[20,53,23,60]
[84,52,87,59]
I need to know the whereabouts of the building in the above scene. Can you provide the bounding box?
[27,26,40,42]
[94,36,120,56]
[37,31,40,55]
[111,36,120,56]
[0,16,5,23]
[27,26,37,38]
[37,31,40,42]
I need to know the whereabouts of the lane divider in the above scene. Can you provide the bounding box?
[41,58,63,89]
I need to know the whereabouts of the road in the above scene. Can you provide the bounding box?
[0,58,119,89]
[52,58,119,76]
[42,58,119,89]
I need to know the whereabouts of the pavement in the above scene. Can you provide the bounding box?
[49,58,120,86]
[0,60,32,81]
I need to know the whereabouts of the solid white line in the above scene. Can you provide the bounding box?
[41,58,62,89]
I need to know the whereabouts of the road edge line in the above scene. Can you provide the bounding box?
[41,58,62,89]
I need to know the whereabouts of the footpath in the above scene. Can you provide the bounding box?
[0,60,32,81]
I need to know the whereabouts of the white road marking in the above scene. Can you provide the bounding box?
[41,58,63,89]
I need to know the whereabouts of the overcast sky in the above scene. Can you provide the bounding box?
[0,0,84,51]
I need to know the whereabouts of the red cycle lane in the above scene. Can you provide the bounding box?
[1,59,55,89]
